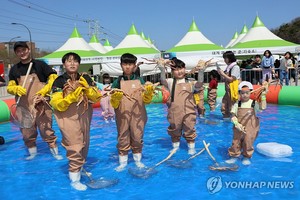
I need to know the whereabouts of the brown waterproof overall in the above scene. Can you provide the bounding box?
[115,79,147,156]
[167,82,197,143]
[196,86,205,116]
[228,100,260,158]
[54,85,93,172]
[221,72,236,118]
[18,73,57,148]
[207,88,217,111]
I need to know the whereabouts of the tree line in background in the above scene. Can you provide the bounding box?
[1,17,300,66]
[271,17,300,45]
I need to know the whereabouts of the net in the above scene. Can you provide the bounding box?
[10,104,35,129]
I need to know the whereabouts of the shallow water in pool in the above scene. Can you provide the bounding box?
[0,104,299,200]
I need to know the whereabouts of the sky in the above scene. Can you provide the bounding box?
[1,0,299,52]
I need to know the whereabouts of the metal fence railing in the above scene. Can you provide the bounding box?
[240,67,299,86]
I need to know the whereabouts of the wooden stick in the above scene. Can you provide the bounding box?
[203,140,219,166]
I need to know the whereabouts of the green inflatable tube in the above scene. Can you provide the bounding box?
[0,100,10,122]
[152,88,163,103]
[278,86,300,106]
[204,83,225,102]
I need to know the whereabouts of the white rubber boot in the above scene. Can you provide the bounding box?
[188,143,196,155]
[50,147,63,160]
[69,171,87,191]
[225,157,238,164]
[242,158,251,165]
[133,153,145,168]
[171,142,180,152]
[114,155,128,172]
[25,147,37,160]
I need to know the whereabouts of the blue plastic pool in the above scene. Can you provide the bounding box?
[0,103,299,200]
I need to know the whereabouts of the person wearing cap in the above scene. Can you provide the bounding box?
[217,51,241,120]
[226,81,260,165]
[7,41,62,160]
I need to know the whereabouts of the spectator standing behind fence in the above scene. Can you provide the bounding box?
[279,52,293,86]
[261,50,275,82]
[290,56,297,83]
[251,55,262,84]
[252,55,261,68]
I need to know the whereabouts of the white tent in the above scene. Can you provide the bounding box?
[103,39,114,52]
[229,25,248,47]
[225,31,239,48]
[230,16,300,55]
[101,24,161,76]
[41,27,103,65]
[165,19,225,70]
[140,31,159,51]
[89,34,108,54]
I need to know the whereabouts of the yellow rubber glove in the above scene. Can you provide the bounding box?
[193,93,200,105]
[230,79,239,101]
[110,91,123,109]
[85,87,102,103]
[50,87,83,112]
[79,76,89,89]
[36,74,58,97]
[7,80,27,96]
[142,85,154,104]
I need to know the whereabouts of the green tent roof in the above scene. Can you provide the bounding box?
[43,50,102,58]
[233,40,298,48]
[128,24,138,35]
[240,25,248,34]
[104,47,158,56]
[252,16,265,28]
[89,34,99,43]
[104,39,111,46]
[70,27,82,38]
[168,44,223,52]
[232,31,239,39]
[188,20,200,32]
[140,32,146,40]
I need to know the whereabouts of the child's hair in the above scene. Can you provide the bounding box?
[241,85,252,91]
[62,52,81,64]
[102,73,110,84]
[254,54,261,60]
[284,51,292,59]
[120,53,137,64]
[102,73,110,79]
[263,50,272,57]
[171,57,185,69]
[209,70,218,78]
[223,51,236,63]
[134,66,141,78]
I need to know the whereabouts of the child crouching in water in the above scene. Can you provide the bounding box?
[226,81,260,165]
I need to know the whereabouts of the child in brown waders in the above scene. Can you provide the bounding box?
[50,52,102,191]
[110,53,154,172]
[158,57,203,155]
[226,81,261,165]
